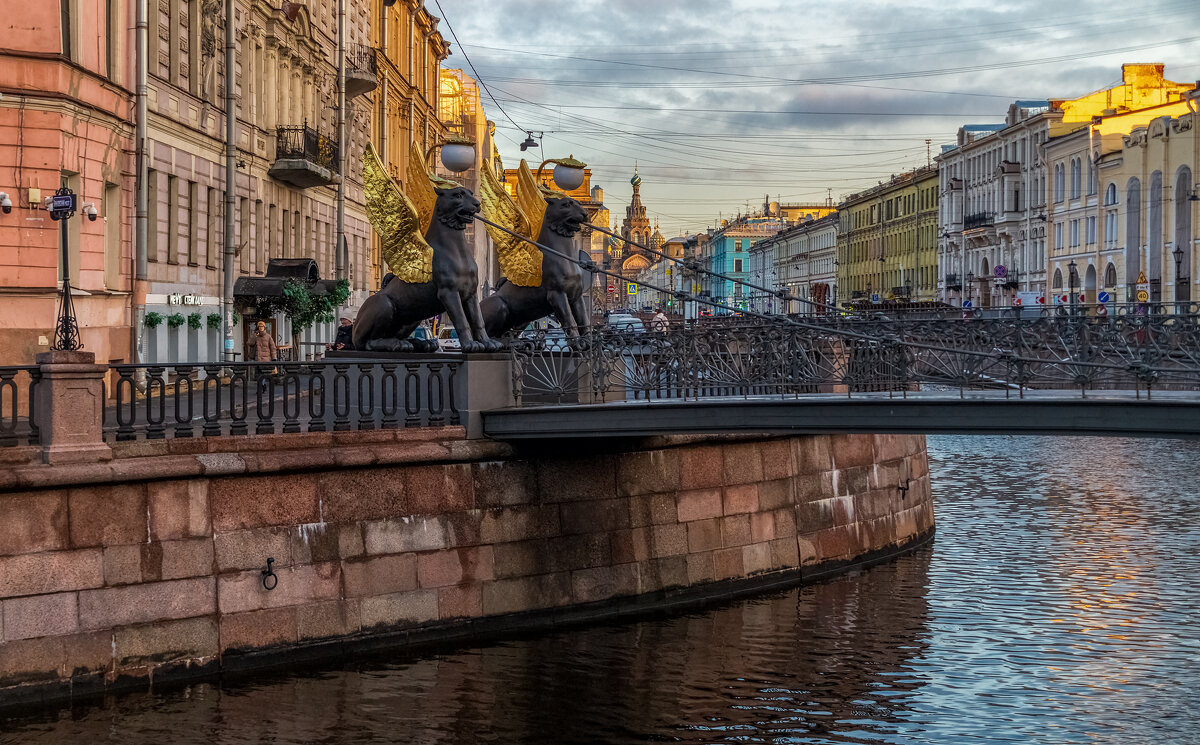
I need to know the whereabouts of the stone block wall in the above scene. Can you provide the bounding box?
[0,432,933,707]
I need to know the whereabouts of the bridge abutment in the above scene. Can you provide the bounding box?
[0,429,933,709]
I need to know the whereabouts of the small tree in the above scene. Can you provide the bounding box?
[273,279,351,357]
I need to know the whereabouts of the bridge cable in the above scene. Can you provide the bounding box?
[474,214,1158,375]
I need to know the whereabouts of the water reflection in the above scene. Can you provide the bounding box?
[5,436,1200,744]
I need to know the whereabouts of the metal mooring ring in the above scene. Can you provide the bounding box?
[261,557,278,591]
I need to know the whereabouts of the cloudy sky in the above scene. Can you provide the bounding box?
[431,0,1200,237]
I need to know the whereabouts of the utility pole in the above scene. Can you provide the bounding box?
[222,0,237,361]
[134,0,148,363]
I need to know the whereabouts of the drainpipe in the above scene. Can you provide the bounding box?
[335,0,346,282]
[133,0,148,363]
[222,0,236,362]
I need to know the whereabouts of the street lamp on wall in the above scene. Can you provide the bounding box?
[1068,259,1079,316]
[1173,245,1190,309]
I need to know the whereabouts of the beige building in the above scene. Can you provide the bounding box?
[1043,97,1197,307]
[938,64,1194,308]
[756,214,839,313]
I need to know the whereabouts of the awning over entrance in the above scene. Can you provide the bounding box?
[233,258,342,303]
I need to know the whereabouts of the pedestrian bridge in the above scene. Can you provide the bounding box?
[482,391,1200,440]
[486,314,1200,440]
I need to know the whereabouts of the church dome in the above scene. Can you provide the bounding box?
[630,172,642,187]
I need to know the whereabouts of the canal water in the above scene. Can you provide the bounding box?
[5,435,1200,744]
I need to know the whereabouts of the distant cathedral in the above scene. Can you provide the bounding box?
[612,166,664,279]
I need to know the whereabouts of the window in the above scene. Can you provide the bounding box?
[1052,268,1063,289]
[167,175,179,264]
[60,0,72,60]
[734,240,743,252]
[734,259,743,273]
[1054,164,1065,203]
[1104,263,1117,287]
[104,182,121,289]
[1069,219,1079,247]
[106,0,117,78]
[1104,183,1117,205]
[1087,159,1097,196]
[1069,158,1081,199]
[1054,222,1064,250]
[1086,216,1096,245]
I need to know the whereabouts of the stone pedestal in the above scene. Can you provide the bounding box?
[34,349,113,464]
[463,354,517,439]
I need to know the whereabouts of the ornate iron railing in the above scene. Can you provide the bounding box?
[346,43,377,76]
[0,366,42,447]
[104,361,460,441]
[508,315,1200,404]
[964,212,994,230]
[275,124,340,173]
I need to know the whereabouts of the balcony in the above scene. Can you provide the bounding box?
[964,212,994,230]
[345,44,378,99]
[269,124,339,189]
[944,273,962,290]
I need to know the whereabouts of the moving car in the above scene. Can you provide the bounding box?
[436,327,460,351]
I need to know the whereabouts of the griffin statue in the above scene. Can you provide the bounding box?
[478,159,592,338]
[352,142,501,353]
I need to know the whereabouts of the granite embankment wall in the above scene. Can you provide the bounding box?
[0,428,933,707]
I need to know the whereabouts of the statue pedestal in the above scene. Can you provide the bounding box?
[34,350,113,465]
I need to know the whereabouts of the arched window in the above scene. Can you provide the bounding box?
[1086,159,1097,195]
[1104,263,1117,288]
[1052,268,1063,289]
[1054,164,1065,203]
[1069,158,1081,199]
[1104,183,1117,205]
[1125,177,1142,291]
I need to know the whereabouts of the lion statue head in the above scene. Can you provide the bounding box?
[544,196,588,237]
[433,186,481,230]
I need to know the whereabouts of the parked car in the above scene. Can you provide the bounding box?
[436,327,460,351]
[606,314,645,333]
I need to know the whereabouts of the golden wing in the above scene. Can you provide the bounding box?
[406,140,437,236]
[516,159,548,243]
[363,143,432,284]
[480,161,542,287]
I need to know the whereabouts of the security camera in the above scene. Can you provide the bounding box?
[84,202,98,221]
[0,192,10,214]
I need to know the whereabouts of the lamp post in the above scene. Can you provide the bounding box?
[1068,260,1079,317]
[426,134,477,174]
[965,271,975,306]
[536,156,587,192]
[1173,245,1189,312]
[49,187,82,351]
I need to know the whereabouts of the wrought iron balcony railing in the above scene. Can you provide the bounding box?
[345,44,378,98]
[964,212,994,230]
[270,123,340,188]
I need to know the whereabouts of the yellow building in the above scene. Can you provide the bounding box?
[837,165,939,303]
[369,0,450,287]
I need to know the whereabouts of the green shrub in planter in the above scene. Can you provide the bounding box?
[144,311,164,328]
[167,313,186,329]
[187,312,203,330]
[206,313,221,330]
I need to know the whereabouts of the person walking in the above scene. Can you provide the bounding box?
[652,309,669,331]
[251,321,278,385]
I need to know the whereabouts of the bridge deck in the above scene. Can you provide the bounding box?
[482,391,1200,440]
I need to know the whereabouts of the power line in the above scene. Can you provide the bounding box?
[430,0,526,135]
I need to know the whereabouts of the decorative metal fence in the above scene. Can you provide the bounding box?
[508,316,1200,405]
[105,360,461,441]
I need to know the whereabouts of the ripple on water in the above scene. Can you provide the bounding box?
[3,436,1200,744]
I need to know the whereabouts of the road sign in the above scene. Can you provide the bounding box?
[50,193,76,213]
[607,284,615,294]
[1098,291,1111,303]
[1136,271,1148,285]
[870,293,880,303]
[1137,289,1150,302]
[962,299,972,309]
[627,283,637,295]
